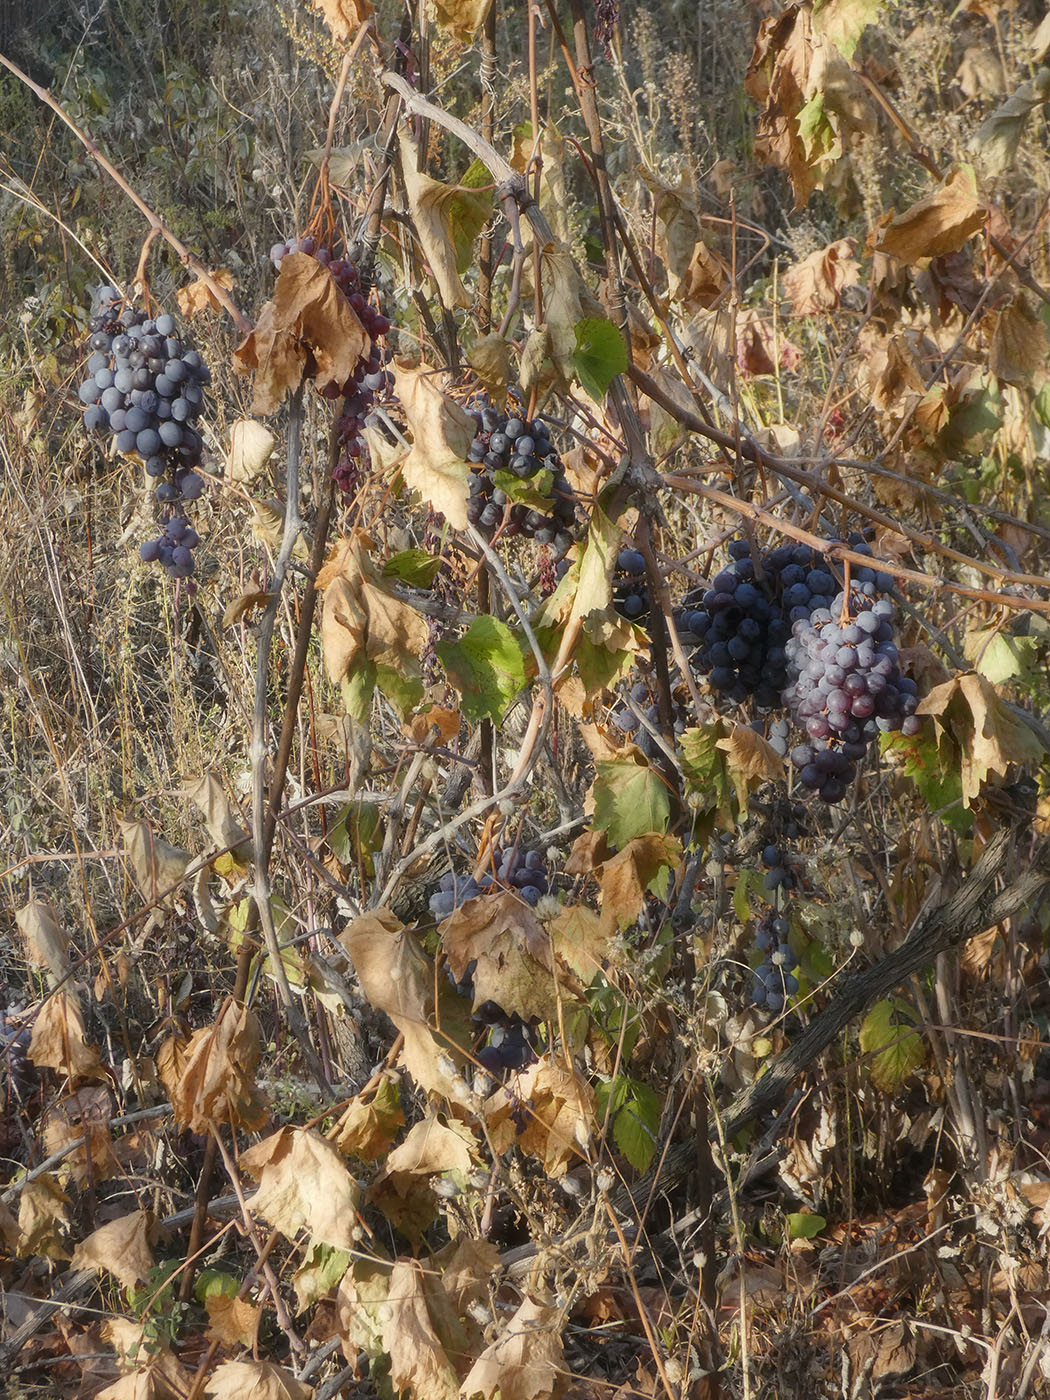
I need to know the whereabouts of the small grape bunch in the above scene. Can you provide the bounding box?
[77,286,209,579]
[428,846,552,919]
[270,235,393,496]
[464,401,576,556]
[472,998,541,1075]
[612,548,649,623]
[750,843,800,1014]
[609,677,688,760]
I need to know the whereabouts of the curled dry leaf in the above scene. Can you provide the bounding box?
[239,1126,361,1251]
[227,418,277,484]
[118,818,194,908]
[382,1259,460,1400]
[16,899,73,986]
[539,243,608,388]
[204,1360,313,1400]
[782,237,861,314]
[159,995,268,1134]
[467,333,512,401]
[43,1085,118,1185]
[399,130,472,309]
[917,670,1046,806]
[383,1113,477,1178]
[986,292,1050,387]
[234,251,368,415]
[593,834,683,942]
[17,1172,71,1260]
[205,1294,260,1351]
[176,268,234,318]
[431,0,493,41]
[461,1295,567,1400]
[250,497,310,559]
[876,167,987,263]
[441,892,565,1024]
[222,587,275,629]
[485,1058,596,1175]
[317,0,373,43]
[183,772,251,859]
[317,532,429,687]
[391,361,475,529]
[28,992,105,1081]
[71,1209,155,1290]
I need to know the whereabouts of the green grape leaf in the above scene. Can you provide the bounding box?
[382,549,443,588]
[812,0,884,61]
[294,1242,352,1311]
[194,1268,240,1304]
[328,800,384,876]
[449,161,493,274]
[963,626,1036,685]
[786,1211,827,1240]
[493,466,554,509]
[436,615,526,722]
[341,661,377,723]
[573,317,628,404]
[859,997,926,1092]
[881,730,972,835]
[377,662,423,718]
[613,1080,661,1173]
[591,758,671,846]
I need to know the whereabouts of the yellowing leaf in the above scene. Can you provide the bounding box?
[334,1072,405,1160]
[591,757,672,846]
[240,1127,361,1251]
[485,1058,596,1175]
[71,1210,154,1290]
[594,834,682,941]
[466,334,511,401]
[858,997,925,1092]
[391,361,475,528]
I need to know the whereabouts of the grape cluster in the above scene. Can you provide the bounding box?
[1,1003,33,1101]
[610,678,687,760]
[270,236,392,495]
[783,544,920,804]
[465,403,576,555]
[612,549,649,622]
[429,846,551,918]
[77,287,209,578]
[750,843,801,1014]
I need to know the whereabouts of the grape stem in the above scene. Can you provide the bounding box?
[0,51,252,334]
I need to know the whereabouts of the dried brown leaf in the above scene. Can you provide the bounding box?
[204,1360,313,1400]
[460,1296,566,1400]
[485,1060,595,1175]
[316,0,373,43]
[782,237,861,314]
[28,992,105,1081]
[876,167,987,263]
[118,818,194,908]
[399,131,471,309]
[431,0,493,41]
[382,1260,460,1400]
[176,269,234,318]
[72,1210,154,1290]
[17,1172,70,1259]
[391,361,474,528]
[440,892,565,1023]
[987,292,1050,386]
[317,533,428,686]
[16,899,73,986]
[226,419,277,484]
[205,1294,260,1351]
[240,1126,361,1250]
[161,996,268,1133]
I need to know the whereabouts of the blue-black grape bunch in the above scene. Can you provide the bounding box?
[429,846,553,1076]
[610,677,688,760]
[269,236,392,496]
[612,548,650,623]
[751,840,801,1014]
[77,286,209,579]
[465,401,576,556]
[1,1003,34,1102]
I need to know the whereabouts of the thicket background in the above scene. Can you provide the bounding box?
[3,1,1050,1397]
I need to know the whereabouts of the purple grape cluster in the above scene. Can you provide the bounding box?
[750,841,802,1013]
[77,287,209,579]
[270,236,392,495]
[1,1003,33,1101]
[783,545,920,804]
[465,402,576,555]
[613,549,649,622]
